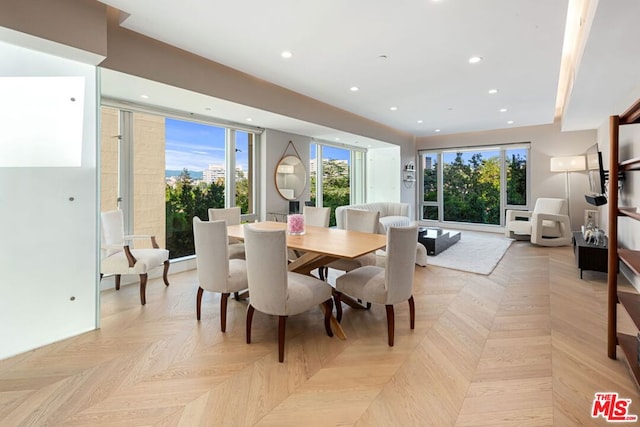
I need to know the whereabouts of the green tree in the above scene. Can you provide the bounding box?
[507,153,527,205]
[165,169,226,258]
[322,159,350,226]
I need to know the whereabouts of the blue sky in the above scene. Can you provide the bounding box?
[310,144,350,162]
[165,118,249,171]
[167,118,350,172]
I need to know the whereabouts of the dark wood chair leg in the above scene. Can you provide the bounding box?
[220,293,229,332]
[115,275,121,291]
[162,260,170,286]
[408,295,415,330]
[366,302,372,310]
[278,316,287,363]
[139,274,148,305]
[323,299,334,337]
[196,287,204,320]
[334,291,343,322]
[246,305,255,344]
[385,305,395,346]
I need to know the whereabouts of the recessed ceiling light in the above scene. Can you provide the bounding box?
[507,120,514,124]
[140,94,149,99]
[499,108,507,113]
[468,56,483,64]
[390,106,398,111]
[417,120,423,124]
[367,145,372,148]
[281,51,293,59]
[488,89,498,94]
[246,118,253,122]
[435,129,441,133]
[335,137,340,141]
[350,86,359,92]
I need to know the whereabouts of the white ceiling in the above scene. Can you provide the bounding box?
[98,0,640,147]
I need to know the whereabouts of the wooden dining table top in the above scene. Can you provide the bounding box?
[226,221,387,260]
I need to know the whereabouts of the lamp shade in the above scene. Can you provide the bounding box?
[550,155,586,172]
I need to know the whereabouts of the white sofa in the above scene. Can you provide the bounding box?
[335,202,427,266]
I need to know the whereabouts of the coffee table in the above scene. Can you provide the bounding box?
[418,227,461,256]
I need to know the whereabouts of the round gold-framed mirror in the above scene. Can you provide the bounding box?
[275,155,307,200]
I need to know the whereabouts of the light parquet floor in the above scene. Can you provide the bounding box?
[2,241,640,426]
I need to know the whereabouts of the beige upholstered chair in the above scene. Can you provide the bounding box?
[243,224,334,362]
[208,207,245,259]
[100,209,170,305]
[505,198,572,247]
[303,206,331,227]
[193,217,248,332]
[334,225,418,346]
[323,209,380,278]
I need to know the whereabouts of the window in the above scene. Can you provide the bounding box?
[419,144,529,226]
[310,142,365,226]
[100,105,259,260]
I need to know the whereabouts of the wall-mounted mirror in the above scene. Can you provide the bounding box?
[275,155,307,200]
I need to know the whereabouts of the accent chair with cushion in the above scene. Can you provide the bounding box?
[208,207,245,259]
[334,225,419,346]
[100,209,170,305]
[243,224,334,362]
[193,217,248,332]
[505,198,572,247]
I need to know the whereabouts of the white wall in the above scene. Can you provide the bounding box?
[416,121,596,230]
[367,146,401,205]
[261,130,311,220]
[0,39,99,359]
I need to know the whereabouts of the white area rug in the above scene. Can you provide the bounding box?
[427,230,513,275]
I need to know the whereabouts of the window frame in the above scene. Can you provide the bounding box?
[418,143,530,227]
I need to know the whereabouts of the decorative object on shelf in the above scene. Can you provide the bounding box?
[550,155,586,219]
[403,160,416,184]
[287,214,305,235]
[584,209,599,230]
[584,227,605,246]
[275,141,307,201]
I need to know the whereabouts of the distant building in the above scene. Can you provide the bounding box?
[203,164,225,183]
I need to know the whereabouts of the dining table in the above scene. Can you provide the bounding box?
[226,221,387,339]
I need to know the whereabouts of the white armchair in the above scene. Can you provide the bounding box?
[100,210,170,305]
[505,198,572,247]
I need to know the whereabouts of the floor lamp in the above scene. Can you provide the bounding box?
[550,155,586,221]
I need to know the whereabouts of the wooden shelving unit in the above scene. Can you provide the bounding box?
[608,97,640,389]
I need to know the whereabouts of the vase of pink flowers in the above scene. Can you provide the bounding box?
[287,214,305,235]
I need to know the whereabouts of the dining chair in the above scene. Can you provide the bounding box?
[100,209,170,305]
[322,209,380,280]
[303,206,331,228]
[193,217,248,332]
[334,224,418,346]
[208,207,245,259]
[243,224,334,362]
